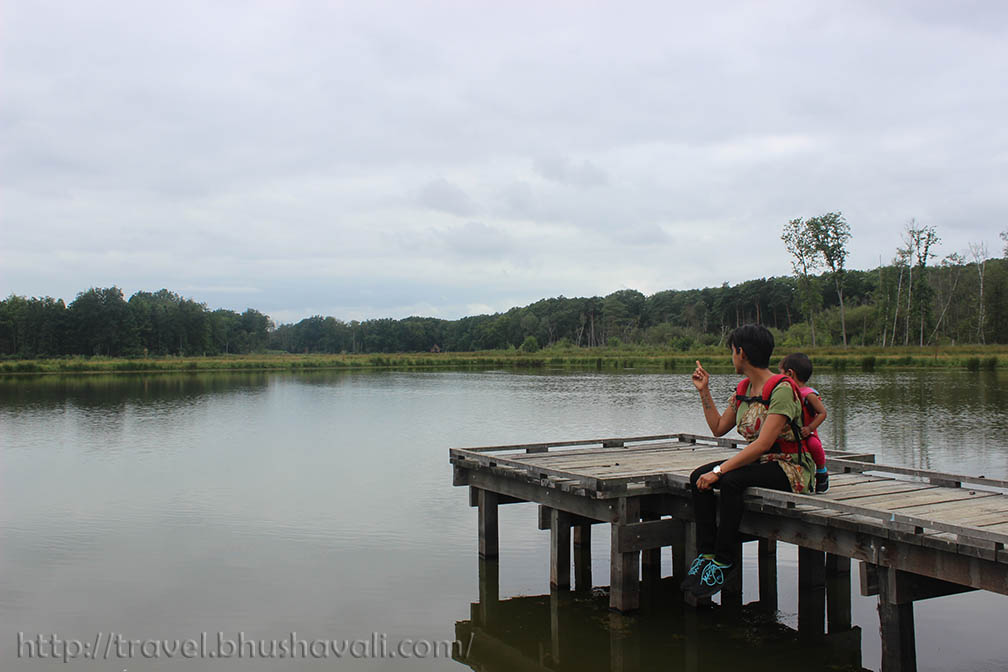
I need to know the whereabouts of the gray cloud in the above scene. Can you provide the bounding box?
[2,0,1006,321]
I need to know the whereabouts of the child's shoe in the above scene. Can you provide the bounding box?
[815,469,829,493]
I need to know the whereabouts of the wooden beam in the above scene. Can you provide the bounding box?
[456,466,619,522]
[859,562,977,602]
[470,486,523,507]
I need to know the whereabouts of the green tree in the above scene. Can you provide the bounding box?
[781,218,823,345]
[804,212,851,347]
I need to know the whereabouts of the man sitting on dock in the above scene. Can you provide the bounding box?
[683,324,814,599]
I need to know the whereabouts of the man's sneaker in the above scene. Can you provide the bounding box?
[680,554,714,593]
[688,560,738,599]
[815,470,829,494]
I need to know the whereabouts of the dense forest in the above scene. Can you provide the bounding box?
[2,222,1006,358]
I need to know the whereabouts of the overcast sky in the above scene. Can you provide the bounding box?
[2,1,1006,324]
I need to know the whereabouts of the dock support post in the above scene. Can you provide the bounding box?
[609,497,641,612]
[550,508,572,589]
[877,566,917,672]
[826,553,852,632]
[758,538,778,611]
[641,510,662,594]
[477,489,499,559]
[670,518,686,580]
[573,523,592,591]
[798,547,826,639]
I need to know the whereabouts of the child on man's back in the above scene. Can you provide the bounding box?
[779,353,829,493]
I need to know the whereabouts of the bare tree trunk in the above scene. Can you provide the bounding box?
[891,265,903,348]
[904,263,913,346]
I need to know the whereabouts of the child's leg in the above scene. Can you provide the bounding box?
[807,434,826,469]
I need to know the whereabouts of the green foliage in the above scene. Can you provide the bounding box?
[519,335,540,353]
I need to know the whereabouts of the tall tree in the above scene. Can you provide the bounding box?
[781,218,823,345]
[805,212,851,347]
[969,242,988,343]
[901,221,940,346]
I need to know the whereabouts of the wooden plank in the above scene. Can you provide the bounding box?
[740,509,1008,594]
[825,480,932,500]
[529,446,732,471]
[452,449,603,490]
[745,485,1008,545]
[519,441,701,463]
[828,458,1008,490]
[896,496,1008,520]
[859,563,977,601]
[858,488,998,511]
[616,518,683,553]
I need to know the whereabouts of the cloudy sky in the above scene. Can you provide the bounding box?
[2,1,1006,324]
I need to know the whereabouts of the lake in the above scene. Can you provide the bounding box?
[1,368,1006,671]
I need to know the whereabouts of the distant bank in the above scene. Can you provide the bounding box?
[2,345,1004,375]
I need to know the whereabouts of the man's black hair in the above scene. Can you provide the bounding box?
[726,324,774,369]
[780,352,813,383]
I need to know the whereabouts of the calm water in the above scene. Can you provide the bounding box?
[0,369,1006,671]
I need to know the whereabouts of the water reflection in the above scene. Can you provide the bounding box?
[455,560,868,672]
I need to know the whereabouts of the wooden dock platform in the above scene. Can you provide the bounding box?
[450,433,1008,671]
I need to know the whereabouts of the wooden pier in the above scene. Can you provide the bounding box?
[450,433,1008,672]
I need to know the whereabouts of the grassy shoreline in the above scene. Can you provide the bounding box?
[1,345,1005,375]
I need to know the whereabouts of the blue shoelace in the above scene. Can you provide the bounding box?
[687,556,710,576]
[699,562,725,587]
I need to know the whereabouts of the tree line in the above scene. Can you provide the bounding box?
[2,223,1006,358]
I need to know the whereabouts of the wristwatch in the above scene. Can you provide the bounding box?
[713,465,722,476]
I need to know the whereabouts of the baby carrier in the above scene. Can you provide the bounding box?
[734,374,809,457]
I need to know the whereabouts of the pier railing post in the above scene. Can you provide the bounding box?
[610,497,641,612]
[477,488,499,559]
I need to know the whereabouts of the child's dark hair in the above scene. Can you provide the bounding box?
[780,352,813,383]
[726,324,774,369]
